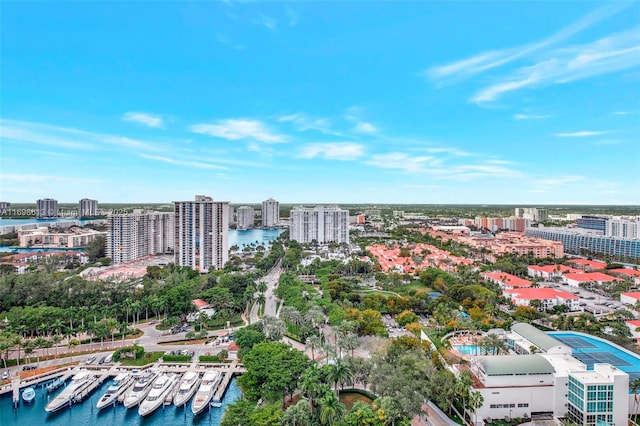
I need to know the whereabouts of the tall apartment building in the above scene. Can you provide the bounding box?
[606,217,640,239]
[475,216,531,232]
[576,215,609,233]
[515,207,548,222]
[261,198,280,227]
[78,198,98,218]
[106,211,174,264]
[289,205,349,244]
[236,206,254,230]
[36,198,58,218]
[174,195,229,272]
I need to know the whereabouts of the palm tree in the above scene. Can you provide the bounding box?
[260,316,286,340]
[340,333,359,358]
[257,281,268,293]
[51,334,62,359]
[319,391,346,426]
[305,305,325,330]
[329,359,353,392]
[455,370,473,421]
[11,335,22,367]
[306,335,322,360]
[34,337,47,363]
[630,377,640,419]
[468,391,484,426]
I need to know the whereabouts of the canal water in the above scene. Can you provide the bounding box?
[0,378,241,426]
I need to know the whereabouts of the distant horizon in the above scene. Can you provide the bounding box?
[2,201,639,208]
[1,2,639,204]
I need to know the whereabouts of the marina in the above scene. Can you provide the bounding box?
[0,361,244,424]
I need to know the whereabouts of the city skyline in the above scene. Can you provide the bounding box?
[1,2,639,204]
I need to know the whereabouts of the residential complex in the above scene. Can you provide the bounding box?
[261,198,279,227]
[525,227,640,260]
[36,198,58,218]
[515,207,549,222]
[458,231,564,262]
[18,226,105,248]
[475,216,532,232]
[174,195,229,271]
[106,211,174,264]
[289,205,349,244]
[78,198,98,218]
[236,206,254,230]
[367,243,473,273]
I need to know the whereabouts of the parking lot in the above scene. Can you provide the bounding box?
[539,281,630,315]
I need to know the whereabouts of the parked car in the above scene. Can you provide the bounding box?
[1,371,9,380]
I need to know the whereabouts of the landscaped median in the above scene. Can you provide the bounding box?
[112,345,163,366]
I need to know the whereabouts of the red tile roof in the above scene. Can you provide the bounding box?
[505,287,579,300]
[626,320,640,328]
[621,292,640,300]
[563,272,622,283]
[528,264,582,274]
[227,341,239,352]
[482,272,533,287]
[567,259,607,269]
[191,298,211,309]
[609,268,640,277]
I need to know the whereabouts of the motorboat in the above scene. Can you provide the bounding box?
[45,377,66,393]
[191,371,221,415]
[122,370,156,408]
[96,372,133,410]
[22,387,36,403]
[173,371,200,407]
[138,373,178,416]
[45,371,94,413]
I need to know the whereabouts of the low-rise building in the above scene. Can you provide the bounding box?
[17,226,105,248]
[566,258,608,271]
[562,272,623,288]
[620,292,640,306]
[608,268,640,285]
[527,264,582,280]
[626,319,640,344]
[504,287,580,311]
[482,271,533,289]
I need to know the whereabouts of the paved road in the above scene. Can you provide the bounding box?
[249,259,283,323]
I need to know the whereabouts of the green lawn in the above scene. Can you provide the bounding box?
[118,351,164,366]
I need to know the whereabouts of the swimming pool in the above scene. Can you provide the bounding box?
[453,345,488,356]
[549,331,640,382]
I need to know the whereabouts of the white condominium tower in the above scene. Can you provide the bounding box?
[262,198,280,227]
[174,195,229,272]
[36,198,58,218]
[78,198,98,218]
[107,211,174,264]
[236,206,254,230]
[290,205,349,244]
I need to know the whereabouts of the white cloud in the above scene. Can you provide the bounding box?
[260,15,277,31]
[554,131,605,137]
[190,119,286,143]
[514,113,550,120]
[426,4,628,83]
[122,112,165,128]
[613,110,637,115]
[354,122,377,134]
[277,113,340,135]
[0,119,158,151]
[140,154,228,170]
[423,147,473,157]
[299,143,364,161]
[367,153,440,173]
[471,27,640,103]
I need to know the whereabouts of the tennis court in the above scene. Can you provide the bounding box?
[549,332,640,378]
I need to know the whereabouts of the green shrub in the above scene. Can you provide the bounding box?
[163,354,192,362]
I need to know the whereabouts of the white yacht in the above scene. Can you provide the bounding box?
[138,373,178,416]
[45,371,95,413]
[191,371,221,415]
[96,372,133,410]
[122,370,156,408]
[173,371,200,407]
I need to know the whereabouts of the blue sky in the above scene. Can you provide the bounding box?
[1,1,639,204]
